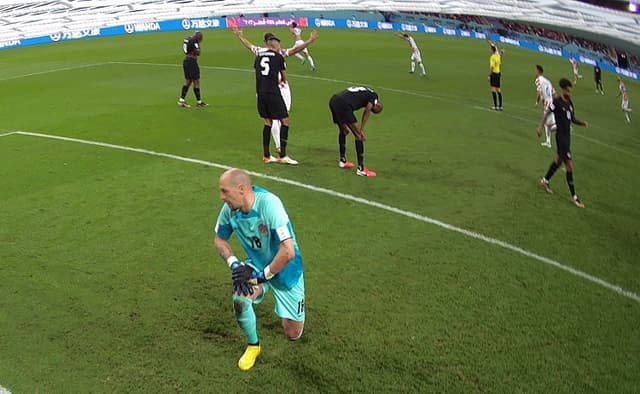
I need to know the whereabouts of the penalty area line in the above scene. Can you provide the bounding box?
[9,130,640,305]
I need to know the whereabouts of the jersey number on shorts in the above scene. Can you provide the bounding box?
[260,57,270,76]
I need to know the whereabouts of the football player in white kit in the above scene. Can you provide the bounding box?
[569,57,583,84]
[617,76,632,124]
[534,65,557,148]
[397,33,426,77]
[233,28,318,153]
[289,22,316,70]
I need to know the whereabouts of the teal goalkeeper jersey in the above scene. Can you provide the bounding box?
[214,185,303,290]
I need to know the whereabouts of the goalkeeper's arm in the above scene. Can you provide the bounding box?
[251,238,295,284]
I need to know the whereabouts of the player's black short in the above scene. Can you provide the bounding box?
[489,72,501,88]
[556,134,572,161]
[329,95,357,124]
[257,92,288,120]
[183,56,200,80]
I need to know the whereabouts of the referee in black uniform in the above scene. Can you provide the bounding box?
[178,31,208,108]
[537,78,588,208]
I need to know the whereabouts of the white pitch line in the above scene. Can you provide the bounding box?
[0,131,17,137]
[0,384,12,394]
[6,130,640,304]
[0,63,109,82]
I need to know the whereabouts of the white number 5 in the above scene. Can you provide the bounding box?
[260,57,270,76]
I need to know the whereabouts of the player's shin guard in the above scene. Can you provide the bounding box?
[180,85,189,99]
[355,140,364,169]
[233,295,259,345]
[271,120,281,150]
[263,125,272,157]
[338,132,347,160]
[279,125,289,157]
[566,171,576,198]
[544,161,559,181]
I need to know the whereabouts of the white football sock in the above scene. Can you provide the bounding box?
[271,120,281,150]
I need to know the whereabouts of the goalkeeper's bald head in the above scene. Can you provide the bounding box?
[224,168,252,188]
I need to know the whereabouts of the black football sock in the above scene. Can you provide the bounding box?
[262,125,271,157]
[498,92,503,108]
[355,140,364,170]
[566,171,576,197]
[339,132,347,160]
[279,125,289,158]
[194,88,201,101]
[544,161,560,181]
[180,85,189,99]
[492,92,497,107]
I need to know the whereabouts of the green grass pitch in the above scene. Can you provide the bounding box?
[0,28,639,392]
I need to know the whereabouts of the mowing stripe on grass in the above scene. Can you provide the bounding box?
[3,130,639,304]
[108,61,640,160]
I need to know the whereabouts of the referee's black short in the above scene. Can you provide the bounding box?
[489,72,501,88]
[329,95,357,124]
[556,135,572,161]
[257,92,288,120]
[183,57,200,80]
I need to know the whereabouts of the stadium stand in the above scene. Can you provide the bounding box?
[0,0,637,70]
[0,0,638,44]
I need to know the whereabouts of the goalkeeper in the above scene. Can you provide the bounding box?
[214,168,306,371]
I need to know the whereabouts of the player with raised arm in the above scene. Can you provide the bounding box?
[534,65,557,148]
[289,22,316,70]
[617,76,632,124]
[569,57,583,84]
[214,168,306,371]
[178,31,208,108]
[234,28,318,155]
[537,78,588,208]
[396,33,426,77]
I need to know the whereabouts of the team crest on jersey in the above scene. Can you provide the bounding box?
[259,224,268,234]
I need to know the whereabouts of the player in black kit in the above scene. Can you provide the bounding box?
[537,78,588,208]
[329,86,383,177]
[254,34,298,164]
[594,63,604,95]
[178,31,208,108]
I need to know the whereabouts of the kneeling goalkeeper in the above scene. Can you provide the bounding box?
[214,168,306,371]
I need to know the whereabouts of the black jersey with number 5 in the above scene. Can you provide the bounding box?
[254,49,286,94]
[335,87,379,111]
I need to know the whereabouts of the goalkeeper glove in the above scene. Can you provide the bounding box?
[229,260,254,296]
